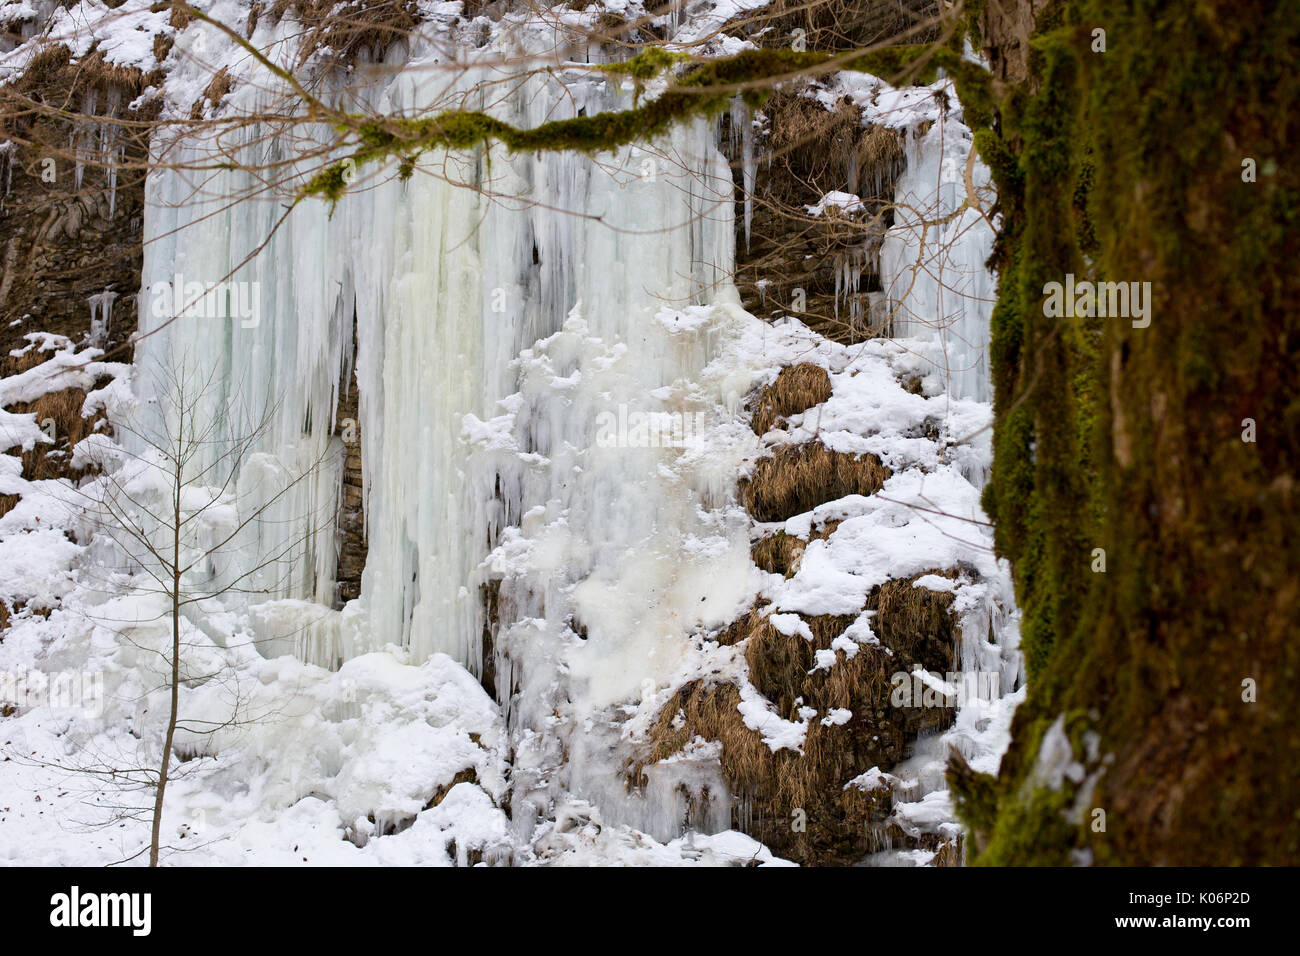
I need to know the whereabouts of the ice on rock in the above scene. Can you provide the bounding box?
[135,27,738,671]
[0,7,1022,864]
[880,111,997,403]
[86,288,117,346]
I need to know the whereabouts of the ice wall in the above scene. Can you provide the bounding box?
[128,20,1010,847]
[879,115,997,403]
[134,32,739,683]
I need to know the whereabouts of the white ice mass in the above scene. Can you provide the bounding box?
[0,2,1020,865]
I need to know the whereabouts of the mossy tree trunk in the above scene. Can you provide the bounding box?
[954,0,1300,864]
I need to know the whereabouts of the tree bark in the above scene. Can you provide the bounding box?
[953,0,1300,864]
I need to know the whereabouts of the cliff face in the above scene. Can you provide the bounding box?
[956,0,1300,864]
[0,44,153,359]
[0,3,1020,866]
[0,44,154,516]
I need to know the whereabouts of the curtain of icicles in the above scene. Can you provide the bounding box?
[128,29,1000,839]
[879,117,996,403]
[133,44,738,683]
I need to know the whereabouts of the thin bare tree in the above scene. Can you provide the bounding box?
[20,360,343,865]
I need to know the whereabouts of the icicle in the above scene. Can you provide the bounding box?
[833,251,842,320]
[87,287,116,346]
[0,141,14,213]
[107,146,121,219]
[879,115,996,401]
[134,45,737,670]
[731,98,756,252]
[743,102,754,251]
[73,90,97,193]
[102,88,121,218]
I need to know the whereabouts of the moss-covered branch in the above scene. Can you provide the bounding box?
[302,40,991,202]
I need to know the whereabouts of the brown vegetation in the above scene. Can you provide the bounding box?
[742,442,889,522]
[636,574,959,864]
[751,362,833,436]
[725,90,906,343]
[750,520,840,577]
[0,383,110,517]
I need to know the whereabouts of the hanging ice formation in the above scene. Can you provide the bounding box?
[135,27,739,675]
[87,288,117,346]
[126,19,1003,845]
[879,114,997,403]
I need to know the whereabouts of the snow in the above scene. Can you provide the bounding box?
[0,3,1018,866]
[820,707,852,727]
[737,679,811,753]
[0,1,172,80]
[0,408,46,452]
[769,612,813,639]
[0,527,81,607]
[0,343,127,406]
[846,767,897,792]
[768,468,998,617]
[806,190,865,216]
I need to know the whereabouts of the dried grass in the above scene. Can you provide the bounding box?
[5,43,151,121]
[0,385,108,517]
[750,532,804,577]
[751,520,840,577]
[744,0,943,54]
[727,85,909,344]
[203,67,231,107]
[751,362,832,436]
[20,44,73,86]
[0,347,54,379]
[269,0,422,68]
[741,442,889,522]
[638,573,959,863]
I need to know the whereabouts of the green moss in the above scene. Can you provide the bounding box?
[301,44,995,204]
[593,47,690,80]
[302,162,351,202]
[961,0,1300,864]
[975,783,1077,866]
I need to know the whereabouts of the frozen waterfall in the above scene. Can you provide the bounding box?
[879,114,997,403]
[126,26,1002,844]
[134,42,740,686]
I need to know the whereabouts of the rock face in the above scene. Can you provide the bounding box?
[2,4,1017,868]
[0,48,152,513]
[637,357,976,865]
[0,47,152,361]
[716,1,942,343]
[333,329,366,607]
[0,32,375,604]
[639,576,960,866]
[722,92,906,344]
